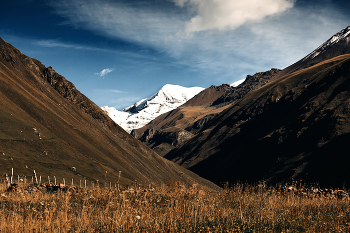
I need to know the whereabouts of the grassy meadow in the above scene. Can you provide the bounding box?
[0,181,350,232]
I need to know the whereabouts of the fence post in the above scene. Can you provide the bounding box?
[63,178,65,186]
[34,170,38,184]
[5,174,10,188]
[54,176,56,186]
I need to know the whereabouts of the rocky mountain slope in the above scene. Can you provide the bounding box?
[0,37,218,189]
[165,26,350,187]
[133,69,281,156]
[102,84,204,133]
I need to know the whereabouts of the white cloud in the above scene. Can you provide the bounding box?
[95,68,114,77]
[171,0,295,33]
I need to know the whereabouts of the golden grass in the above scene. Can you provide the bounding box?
[0,182,349,232]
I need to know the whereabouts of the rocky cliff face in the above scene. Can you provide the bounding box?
[212,68,281,106]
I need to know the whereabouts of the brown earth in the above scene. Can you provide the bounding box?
[0,37,218,190]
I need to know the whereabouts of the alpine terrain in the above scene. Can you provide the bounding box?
[0,37,218,189]
[132,69,281,156]
[165,26,350,187]
[101,84,204,133]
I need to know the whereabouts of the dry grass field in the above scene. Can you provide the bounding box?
[0,181,350,232]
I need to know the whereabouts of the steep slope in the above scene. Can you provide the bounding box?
[166,54,350,187]
[133,69,281,156]
[0,37,218,189]
[102,84,204,133]
[272,26,350,81]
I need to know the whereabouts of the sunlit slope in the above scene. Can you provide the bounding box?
[0,37,218,190]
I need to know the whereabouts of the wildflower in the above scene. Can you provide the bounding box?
[136,215,141,220]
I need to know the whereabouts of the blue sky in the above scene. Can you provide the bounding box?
[1,0,350,109]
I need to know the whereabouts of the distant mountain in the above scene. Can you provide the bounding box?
[102,84,204,132]
[0,37,218,189]
[165,26,350,188]
[133,69,281,156]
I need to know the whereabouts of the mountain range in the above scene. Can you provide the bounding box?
[162,25,350,187]
[0,37,218,189]
[132,68,281,156]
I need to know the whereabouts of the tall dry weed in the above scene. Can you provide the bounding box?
[0,181,349,232]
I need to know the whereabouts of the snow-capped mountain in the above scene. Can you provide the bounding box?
[102,84,204,132]
[230,78,245,87]
[302,26,350,62]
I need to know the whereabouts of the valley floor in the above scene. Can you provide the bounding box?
[0,182,349,232]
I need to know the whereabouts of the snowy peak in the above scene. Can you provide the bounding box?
[102,84,204,132]
[303,26,350,61]
[230,79,245,87]
[123,84,204,113]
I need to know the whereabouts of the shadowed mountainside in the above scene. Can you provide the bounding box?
[0,37,218,189]
[165,54,350,187]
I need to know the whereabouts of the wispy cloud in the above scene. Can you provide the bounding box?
[33,38,151,59]
[97,95,142,110]
[33,40,108,52]
[95,68,114,77]
[94,89,125,93]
